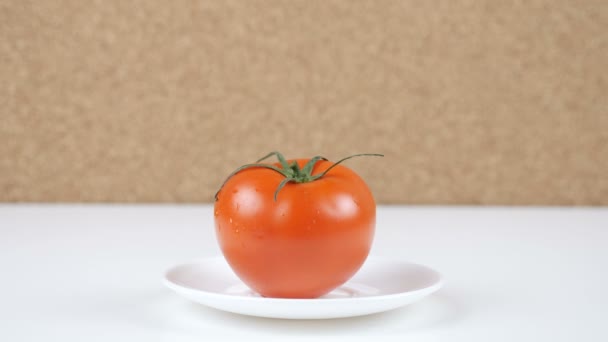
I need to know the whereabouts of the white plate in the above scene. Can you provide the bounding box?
[164,256,443,319]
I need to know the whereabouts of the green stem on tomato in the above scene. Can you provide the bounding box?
[215,152,383,201]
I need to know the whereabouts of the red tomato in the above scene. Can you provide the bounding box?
[214,152,380,298]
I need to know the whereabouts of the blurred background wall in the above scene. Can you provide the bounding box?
[1,0,607,205]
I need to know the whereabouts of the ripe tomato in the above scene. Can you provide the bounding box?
[214,152,381,298]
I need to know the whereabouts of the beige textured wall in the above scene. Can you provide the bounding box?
[1,1,607,204]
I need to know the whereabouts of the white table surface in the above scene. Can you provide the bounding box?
[1,204,607,341]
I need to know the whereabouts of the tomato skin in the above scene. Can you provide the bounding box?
[214,159,376,298]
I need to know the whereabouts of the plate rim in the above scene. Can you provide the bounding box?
[163,255,444,304]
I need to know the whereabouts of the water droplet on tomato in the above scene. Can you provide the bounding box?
[236,229,239,233]
[229,217,233,223]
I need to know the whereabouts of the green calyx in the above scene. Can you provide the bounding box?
[215,151,383,201]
